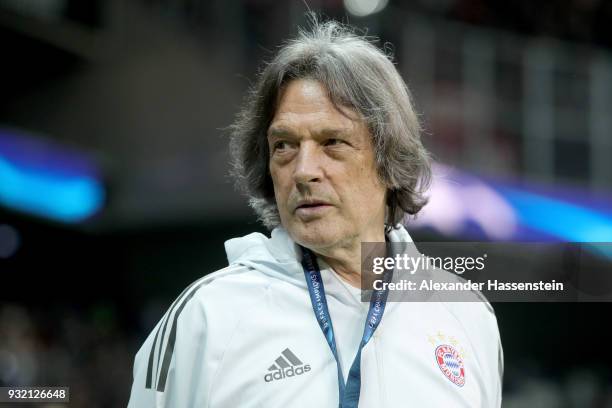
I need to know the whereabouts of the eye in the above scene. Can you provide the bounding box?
[324,138,344,146]
[272,140,288,151]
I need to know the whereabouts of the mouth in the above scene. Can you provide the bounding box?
[295,200,331,210]
[294,200,333,217]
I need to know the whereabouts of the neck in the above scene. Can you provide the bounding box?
[315,229,386,289]
[319,244,363,288]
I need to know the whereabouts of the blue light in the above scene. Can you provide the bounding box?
[0,156,105,223]
[496,186,612,242]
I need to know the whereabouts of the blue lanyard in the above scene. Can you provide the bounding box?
[301,247,392,408]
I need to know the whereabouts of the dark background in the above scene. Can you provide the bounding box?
[1,0,611,406]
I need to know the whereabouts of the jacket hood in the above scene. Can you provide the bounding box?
[224,225,413,286]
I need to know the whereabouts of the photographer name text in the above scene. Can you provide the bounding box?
[373,279,564,292]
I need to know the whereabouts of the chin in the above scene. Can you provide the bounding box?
[286,221,343,252]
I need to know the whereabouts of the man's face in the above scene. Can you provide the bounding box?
[267,79,387,251]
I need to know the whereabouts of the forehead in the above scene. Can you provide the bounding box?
[269,79,362,132]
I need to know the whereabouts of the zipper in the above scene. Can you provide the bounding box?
[373,334,388,406]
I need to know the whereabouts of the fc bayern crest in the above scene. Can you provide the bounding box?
[435,344,465,387]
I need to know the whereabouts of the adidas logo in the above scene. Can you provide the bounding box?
[264,348,311,383]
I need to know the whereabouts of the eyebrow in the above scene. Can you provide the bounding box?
[267,126,351,139]
[267,126,296,139]
[318,128,350,138]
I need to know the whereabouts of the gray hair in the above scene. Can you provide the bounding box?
[229,18,431,230]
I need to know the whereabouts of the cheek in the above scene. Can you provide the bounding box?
[269,166,291,209]
[269,165,281,189]
[353,167,386,209]
[362,159,386,193]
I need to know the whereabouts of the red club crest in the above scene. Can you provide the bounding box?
[435,344,465,387]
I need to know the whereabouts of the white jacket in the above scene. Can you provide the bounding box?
[128,226,503,407]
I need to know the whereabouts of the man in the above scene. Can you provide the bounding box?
[128,19,503,407]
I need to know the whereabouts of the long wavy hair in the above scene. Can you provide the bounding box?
[229,18,431,230]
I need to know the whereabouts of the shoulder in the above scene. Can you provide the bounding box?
[187,263,269,296]
[168,263,274,325]
[133,264,276,394]
[421,268,501,355]
[424,267,495,314]
[144,263,275,359]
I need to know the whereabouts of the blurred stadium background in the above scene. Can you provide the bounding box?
[0,0,611,406]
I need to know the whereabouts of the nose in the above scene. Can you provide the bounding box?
[293,141,323,186]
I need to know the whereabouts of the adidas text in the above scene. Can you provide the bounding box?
[264,365,311,382]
